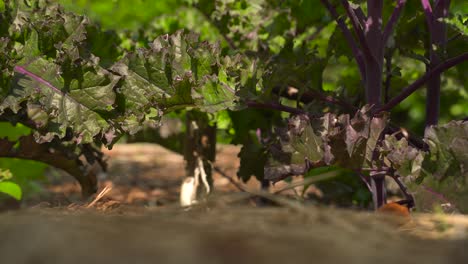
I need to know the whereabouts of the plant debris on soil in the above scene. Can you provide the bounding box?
[1,143,468,264]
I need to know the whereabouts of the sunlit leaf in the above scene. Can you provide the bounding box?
[0,181,22,200]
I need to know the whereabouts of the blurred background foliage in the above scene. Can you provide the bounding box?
[0,0,466,206]
[0,123,48,199]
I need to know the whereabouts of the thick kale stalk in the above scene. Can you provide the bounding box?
[421,0,451,132]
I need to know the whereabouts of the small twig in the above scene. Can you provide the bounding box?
[212,165,310,211]
[246,100,312,117]
[265,160,326,183]
[390,174,415,209]
[273,171,338,194]
[86,185,112,208]
[305,24,326,42]
[272,86,357,113]
[320,0,366,79]
[421,185,452,204]
[352,5,366,28]
[213,165,246,192]
[341,0,364,33]
[354,170,372,192]
[378,52,468,112]
[383,0,407,45]
[341,0,374,62]
[213,165,324,210]
[446,33,462,44]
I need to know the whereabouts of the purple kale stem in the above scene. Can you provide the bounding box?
[421,185,451,204]
[365,0,384,61]
[370,171,387,209]
[421,0,451,132]
[390,175,415,208]
[377,52,468,113]
[246,101,310,116]
[364,0,387,209]
[354,170,372,192]
[382,0,407,45]
[341,0,374,62]
[364,0,384,107]
[352,5,367,28]
[421,0,436,129]
[320,0,366,80]
[341,0,364,33]
[420,0,434,27]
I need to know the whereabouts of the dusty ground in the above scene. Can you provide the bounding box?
[32,144,313,208]
[1,143,468,264]
[39,144,252,207]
